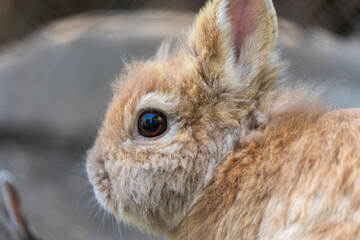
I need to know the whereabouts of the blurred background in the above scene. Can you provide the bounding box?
[0,0,359,239]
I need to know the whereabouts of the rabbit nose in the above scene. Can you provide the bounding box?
[86,147,104,178]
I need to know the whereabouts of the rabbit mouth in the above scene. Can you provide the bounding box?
[87,151,118,214]
[94,165,118,213]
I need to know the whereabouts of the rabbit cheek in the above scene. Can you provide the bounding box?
[88,139,210,232]
[113,149,200,231]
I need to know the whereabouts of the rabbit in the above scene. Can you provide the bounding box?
[86,0,360,239]
[0,170,38,240]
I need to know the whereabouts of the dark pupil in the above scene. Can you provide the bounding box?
[141,113,162,133]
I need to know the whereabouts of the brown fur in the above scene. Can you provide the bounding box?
[86,0,360,239]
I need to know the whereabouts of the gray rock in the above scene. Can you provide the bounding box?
[278,19,360,109]
[0,11,194,146]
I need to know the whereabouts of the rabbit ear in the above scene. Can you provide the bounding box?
[188,0,277,83]
[265,0,279,50]
[0,170,36,240]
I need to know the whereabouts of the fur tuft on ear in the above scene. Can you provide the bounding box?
[188,0,279,85]
[265,0,279,50]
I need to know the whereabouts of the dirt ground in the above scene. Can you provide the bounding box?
[0,10,359,240]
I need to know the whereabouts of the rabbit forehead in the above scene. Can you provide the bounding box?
[136,92,179,114]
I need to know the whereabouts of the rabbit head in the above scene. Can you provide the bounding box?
[87,0,283,235]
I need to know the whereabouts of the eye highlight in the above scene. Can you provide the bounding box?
[138,110,167,138]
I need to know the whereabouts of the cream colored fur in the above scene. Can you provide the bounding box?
[86,0,360,239]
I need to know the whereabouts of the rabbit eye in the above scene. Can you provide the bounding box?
[138,110,167,138]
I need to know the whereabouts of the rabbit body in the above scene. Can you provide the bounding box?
[86,0,360,239]
[171,108,360,240]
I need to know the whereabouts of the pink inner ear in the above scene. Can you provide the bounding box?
[227,0,259,59]
[5,183,26,229]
